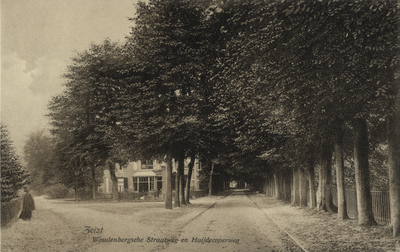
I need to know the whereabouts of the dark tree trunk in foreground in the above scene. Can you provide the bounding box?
[174,163,180,207]
[165,151,173,209]
[271,176,275,197]
[178,156,186,205]
[317,139,334,212]
[307,156,316,208]
[334,125,349,220]
[279,174,285,199]
[388,105,400,236]
[292,167,300,205]
[284,171,291,201]
[209,162,214,196]
[110,168,119,201]
[185,156,195,204]
[106,160,118,201]
[299,167,307,207]
[92,165,96,200]
[353,118,376,226]
[74,171,78,202]
[274,173,280,199]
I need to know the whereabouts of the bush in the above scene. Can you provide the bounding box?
[118,191,149,200]
[116,191,162,200]
[148,190,160,198]
[75,188,94,200]
[44,184,71,199]
[1,198,21,227]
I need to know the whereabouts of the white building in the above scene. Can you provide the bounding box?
[98,159,202,194]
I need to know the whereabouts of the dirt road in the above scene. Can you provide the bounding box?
[155,190,302,252]
[1,190,302,252]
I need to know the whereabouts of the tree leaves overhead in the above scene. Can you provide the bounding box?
[47,0,399,190]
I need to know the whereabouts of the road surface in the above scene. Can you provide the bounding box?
[151,190,302,252]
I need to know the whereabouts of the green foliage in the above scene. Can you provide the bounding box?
[44,183,73,199]
[47,39,132,196]
[212,0,399,182]
[46,0,399,194]
[1,124,30,202]
[121,0,226,160]
[24,129,60,194]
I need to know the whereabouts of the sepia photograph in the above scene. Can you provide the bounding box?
[1,0,400,251]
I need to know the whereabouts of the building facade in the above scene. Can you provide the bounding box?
[98,159,202,194]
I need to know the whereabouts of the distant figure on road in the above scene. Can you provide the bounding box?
[19,187,35,221]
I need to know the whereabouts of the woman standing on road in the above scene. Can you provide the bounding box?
[19,187,35,221]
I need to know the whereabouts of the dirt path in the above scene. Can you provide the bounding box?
[153,190,302,252]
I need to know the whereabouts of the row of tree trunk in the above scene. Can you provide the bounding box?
[265,116,400,235]
[165,152,196,209]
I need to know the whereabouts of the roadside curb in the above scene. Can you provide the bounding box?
[248,195,309,252]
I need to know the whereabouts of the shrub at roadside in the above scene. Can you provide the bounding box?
[117,190,161,200]
[45,184,72,199]
[1,125,30,202]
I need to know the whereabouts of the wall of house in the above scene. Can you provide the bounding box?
[98,159,202,194]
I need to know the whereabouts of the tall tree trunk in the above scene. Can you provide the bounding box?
[326,156,337,213]
[107,160,118,201]
[299,168,307,207]
[334,124,349,220]
[307,156,316,208]
[353,118,376,226]
[270,176,273,197]
[287,170,292,201]
[110,169,118,201]
[75,173,78,202]
[174,165,180,207]
[92,165,96,200]
[387,52,400,237]
[292,167,300,205]
[165,151,173,209]
[282,174,286,200]
[317,139,333,212]
[274,173,280,199]
[279,174,282,199]
[281,172,285,199]
[209,162,214,196]
[185,156,195,204]
[388,103,400,236]
[178,155,186,205]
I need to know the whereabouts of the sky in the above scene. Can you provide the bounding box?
[1,0,139,157]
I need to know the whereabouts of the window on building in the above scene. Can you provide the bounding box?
[157,176,163,191]
[133,177,138,191]
[124,178,128,190]
[150,177,154,191]
[118,178,124,192]
[139,177,149,192]
[141,160,153,169]
[133,176,157,192]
